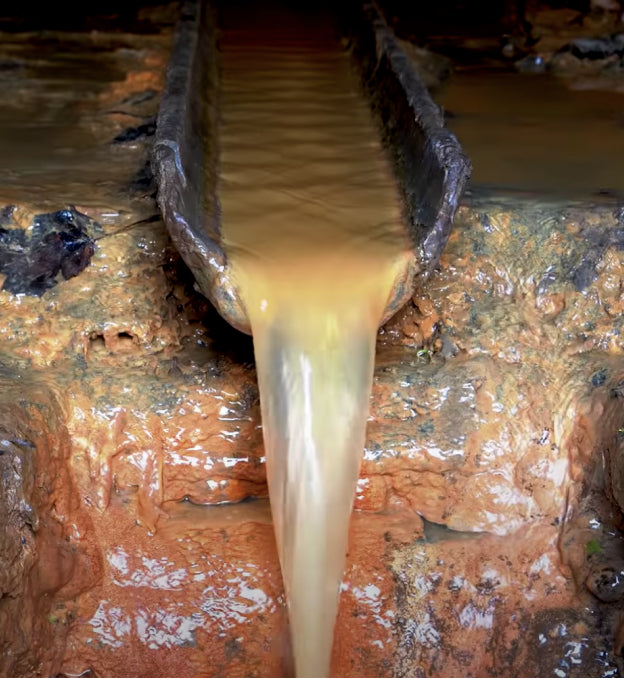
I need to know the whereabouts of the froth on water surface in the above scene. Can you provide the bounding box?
[218,7,412,676]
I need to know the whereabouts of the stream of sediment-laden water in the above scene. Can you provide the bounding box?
[217,6,412,675]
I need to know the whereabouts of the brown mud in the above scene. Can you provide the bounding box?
[2,1,624,678]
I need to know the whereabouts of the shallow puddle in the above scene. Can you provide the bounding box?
[436,68,624,199]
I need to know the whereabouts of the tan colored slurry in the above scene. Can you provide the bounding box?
[218,18,411,676]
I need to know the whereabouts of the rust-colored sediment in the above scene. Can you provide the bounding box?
[2,4,624,678]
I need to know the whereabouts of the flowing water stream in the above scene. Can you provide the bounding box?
[218,7,412,675]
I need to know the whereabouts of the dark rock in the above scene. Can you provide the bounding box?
[0,205,16,227]
[591,368,608,387]
[567,226,615,291]
[567,34,624,60]
[586,565,624,602]
[613,206,624,225]
[113,117,156,143]
[571,257,600,291]
[0,208,97,296]
[611,227,624,249]
[480,213,493,232]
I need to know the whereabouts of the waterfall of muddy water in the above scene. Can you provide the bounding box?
[217,9,413,677]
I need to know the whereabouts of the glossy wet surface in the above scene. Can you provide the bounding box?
[437,69,624,199]
[0,30,163,215]
[1,2,624,678]
[218,9,412,674]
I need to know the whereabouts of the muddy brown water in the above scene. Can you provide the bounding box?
[436,67,624,199]
[218,8,412,675]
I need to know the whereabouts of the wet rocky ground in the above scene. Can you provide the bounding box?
[2,1,624,678]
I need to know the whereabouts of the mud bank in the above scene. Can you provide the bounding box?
[4,195,624,676]
[1,3,624,678]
